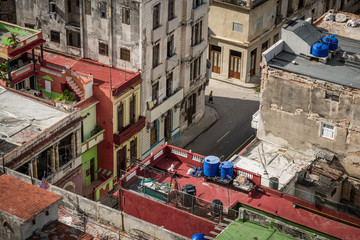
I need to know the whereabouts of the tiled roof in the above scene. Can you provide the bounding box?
[28,220,93,240]
[0,175,62,221]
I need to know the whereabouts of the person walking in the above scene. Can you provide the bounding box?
[208,91,214,104]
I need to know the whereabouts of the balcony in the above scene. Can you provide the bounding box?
[167,17,180,34]
[146,88,183,123]
[10,62,35,83]
[81,129,105,153]
[192,3,208,23]
[113,116,146,146]
[166,54,179,72]
[152,25,166,43]
[191,40,207,58]
[151,63,165,80]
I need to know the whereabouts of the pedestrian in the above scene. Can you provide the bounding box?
[208,91,214,104]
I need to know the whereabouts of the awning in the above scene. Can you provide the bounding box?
[96,167,113,177]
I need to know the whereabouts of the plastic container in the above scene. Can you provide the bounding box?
[312,43,329,57]
[322,35,338,51]
[220,161,234,179]
[191,233,206,240]
[203,156,220,177]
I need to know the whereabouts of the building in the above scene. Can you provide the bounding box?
[116,144,360,239]
[0,0,16,23]
[259,11,360,211]
[0,174,94,240]
[15,0,211,159]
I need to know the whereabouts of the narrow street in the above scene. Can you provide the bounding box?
[186,79,260,160]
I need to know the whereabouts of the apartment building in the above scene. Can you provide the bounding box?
[15,0,211,159]
[208,0,326,83]
[0,0,16,23]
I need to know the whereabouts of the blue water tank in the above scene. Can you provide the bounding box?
[322,35,338,51]
[191,233,205,240]
[312,43,329,57]
[220,161,234,179]
[203,156,220,177]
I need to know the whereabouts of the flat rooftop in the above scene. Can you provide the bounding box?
[0,174,62,221]
[0,87,71,155]
[0,21,39,44]
[120,145,360,240]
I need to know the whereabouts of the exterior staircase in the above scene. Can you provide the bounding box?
[208,218,232,239]
[66,76,84,100]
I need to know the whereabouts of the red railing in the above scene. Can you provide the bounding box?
[113,116,146,146]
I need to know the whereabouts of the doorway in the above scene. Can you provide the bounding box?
[250,49,257,76]
[210,45,221,74]
[229,50,241,79]
[90,158,95,182]
[117,146,127,177]
[164,110,172,142]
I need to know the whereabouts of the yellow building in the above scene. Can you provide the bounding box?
[208,0,326,83]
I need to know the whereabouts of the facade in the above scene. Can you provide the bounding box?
[260,12,360,211]
[0,0,16,23]
[208,0,327,83]
[15,0,211,159]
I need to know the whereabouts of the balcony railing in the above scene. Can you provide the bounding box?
[113,116,146,146]
[10,62,35,82]
[81,129,105,153]
[146,88,183,123]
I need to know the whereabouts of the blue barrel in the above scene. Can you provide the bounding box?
[220,161,234,179]
[192,233,205,240]
[203,156,220,177]
[322,35,338,50]
[312,43,329,57]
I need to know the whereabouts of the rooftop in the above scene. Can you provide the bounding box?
[119,144,360,239]
[0,174,62,221]
[0,87,71,155]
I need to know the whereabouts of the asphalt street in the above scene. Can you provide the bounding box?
[186,79,260,160]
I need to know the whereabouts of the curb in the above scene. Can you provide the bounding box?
[211,77,259,89]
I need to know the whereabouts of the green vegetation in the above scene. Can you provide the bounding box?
[57,89,78,104]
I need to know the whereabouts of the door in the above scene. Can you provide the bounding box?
[90,158,95,182]
[210,45,221,74]
[164,110,172,142]
[30,76,35,90]
[117,104,123,133]
[130,96,135,125]
[117,146,127,177]
[129,138,137,170]
[45,80,51,92]
[229,50,241,79]
[250,49,257,76]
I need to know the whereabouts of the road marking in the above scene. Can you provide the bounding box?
[223,134,254,162]
[217,131,230,143]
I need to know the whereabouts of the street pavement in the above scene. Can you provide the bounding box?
[172,78,260,160]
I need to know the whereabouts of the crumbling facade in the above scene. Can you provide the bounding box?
[15,0,210,159]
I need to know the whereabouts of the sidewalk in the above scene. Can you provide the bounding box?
[211,73,260,89]
[171,104,218,149]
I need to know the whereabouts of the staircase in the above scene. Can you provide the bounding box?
[66,76,84,100]
[208,218,232,239]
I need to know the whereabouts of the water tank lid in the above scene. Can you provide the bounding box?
[220,161,234,168]
[191,233,205,240]
[205,156,220,164]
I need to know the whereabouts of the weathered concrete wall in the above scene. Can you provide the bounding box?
[0,0,16,23]
[0,210,23,240]
[258,68,360,179]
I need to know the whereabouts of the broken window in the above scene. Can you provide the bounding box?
[50,30,60,43]
[168,0,175,21]
[325,91,340,102]
[99,42,109,55]
[153,3,161,30]
[122,7,130,25]
[120,48,130,62]
[152,43,160,68]
[321,123,335,140]
[100,2,107,18]
[85,0,91,15]
[191,20,203,46]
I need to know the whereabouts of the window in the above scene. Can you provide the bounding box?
[153,3,161,30]
[191,56,201,83]
[321,123,335,140]
[168,0,175,21]
[233,22,243,32]
[167,35,174,58]
[67,30,81,48]
[99,42,109,55]
[256,16,263,31]
[166,73,173,98]
[130,96,136,125]
[16,80,25,90]
[193,0,204,9]
[117,104,123,133]
[122,7,130,25]
[150,120,158,146]
[325,91,339,102]
[152,43,160,68]
[25,23,35,29]
[273,33,280,43]
[120,48,130,62]
[100,2,107,18]
[85,0,91,15]
[261,40,269,53]
[50,30,60,43]
[191,20,203,46]
[152,82,159,106]
[67,0,71,13]
[49,0,56,12]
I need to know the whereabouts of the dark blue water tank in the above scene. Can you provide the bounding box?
[312,43,329,57]
[322,35,338,50]
[204,156,220,177]
[220,161,234,179]
[191,233,205,240]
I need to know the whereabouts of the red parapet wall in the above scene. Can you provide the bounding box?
[121,189,215,238]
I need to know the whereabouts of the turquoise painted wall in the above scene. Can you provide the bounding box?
[82,146,98,187]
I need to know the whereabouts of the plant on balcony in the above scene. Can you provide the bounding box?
[57,89,78,104]
[5,33,20,48]
[0,63,8,81]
